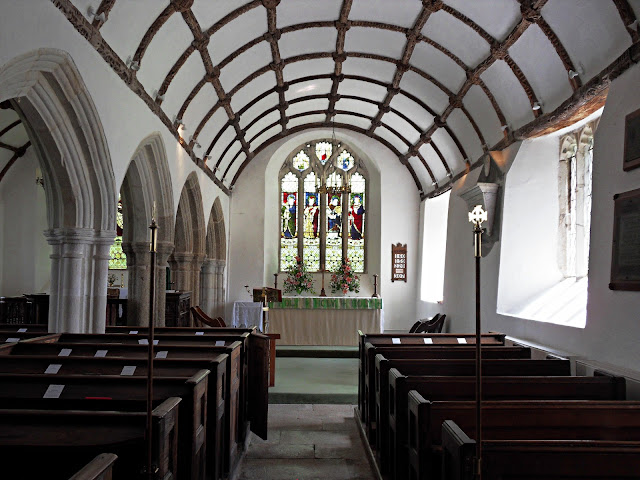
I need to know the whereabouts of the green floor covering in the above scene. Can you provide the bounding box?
[269,347,359,404]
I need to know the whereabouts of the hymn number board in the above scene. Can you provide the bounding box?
[391,243,407,282]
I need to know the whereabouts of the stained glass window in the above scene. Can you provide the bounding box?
[293,150,310,171]
[109,197,127,269]
[347,172,366,273]
[337,150,354,171]
[279,141,367,274]
[280,172,298,272]
[315,141,332,164]
[303,172,320,272]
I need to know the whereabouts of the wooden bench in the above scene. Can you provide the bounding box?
[0,371,208,480]
[377,357,569,477]
[0,397,179,480]
[0,340,241,479]
[356,331,505,423]
[374,356,569,474]
[409,396,640,480]
[442,419,640,480]
[48,330,256,445]
[69,453,118,480]
[361,344,531,442]
[0,323,48,333]
[0,353,227,480]
[387,370,626,480]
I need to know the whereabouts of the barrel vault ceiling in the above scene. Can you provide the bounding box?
[54,0,640,197]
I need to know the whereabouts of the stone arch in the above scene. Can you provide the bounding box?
[201,197,226,317]
[120,133,175,326]
[169,171,207,313]
[0,48,117,332]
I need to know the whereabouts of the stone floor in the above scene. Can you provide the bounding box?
[236,404,376,480]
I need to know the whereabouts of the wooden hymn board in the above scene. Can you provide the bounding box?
[391,243,407,282]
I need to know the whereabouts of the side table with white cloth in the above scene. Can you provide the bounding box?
[232,301,264,331]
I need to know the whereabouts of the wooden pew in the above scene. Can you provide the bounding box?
[0,371,208,480]
[0,353,227,480]
[361,344,531,442]
[377,357,569,477]
[46,330,258,446]
[0,341,238,479]
[442,419,640,480]
[0,397,179,480]
[0,331,56,343]
[0,323,48,333]
[409,396,640,480]
[387,370,626,480]
[69,453,118,480]
[356,331,505,423]
[374,355,569,473]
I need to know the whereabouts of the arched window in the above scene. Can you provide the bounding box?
[109,195,126,269]
[279,140,367,273]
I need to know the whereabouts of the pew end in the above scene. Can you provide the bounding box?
[441,420,476,480]
[69,453,118,480]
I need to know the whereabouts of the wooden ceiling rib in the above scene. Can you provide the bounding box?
[51,0,639,197]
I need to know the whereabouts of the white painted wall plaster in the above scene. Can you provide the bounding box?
[0,148,50,296]
[228,128,420,329]
[419,62,640,374]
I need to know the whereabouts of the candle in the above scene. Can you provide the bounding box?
[152,201,157,222]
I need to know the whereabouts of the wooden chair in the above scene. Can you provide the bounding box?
[415,314,446,333]
[190,306,226,328]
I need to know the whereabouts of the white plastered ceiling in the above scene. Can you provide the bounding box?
[68,0,636,195]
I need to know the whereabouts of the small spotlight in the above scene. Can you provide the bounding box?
[568,70,579,79]
[532,101,541,111]
[126,56,140,71]
[446,171,453,179]
[174,117,185,130]
[155,91,165,102]
[500,124,508,132]
[88,6,106,22]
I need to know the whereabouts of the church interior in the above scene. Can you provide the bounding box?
[2,0,640,479]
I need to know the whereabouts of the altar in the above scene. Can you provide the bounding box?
[267,297,383,346]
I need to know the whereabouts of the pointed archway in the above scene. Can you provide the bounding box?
[169,172,206,311]
[201,197,226,317]
[0,49,117,332]
[120,133,175,326]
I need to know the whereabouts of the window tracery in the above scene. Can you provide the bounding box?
[279,140,367,273]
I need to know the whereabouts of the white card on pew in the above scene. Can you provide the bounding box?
[424,338,433,344]
[17,328,27,333]
[129,330,138,334]
[58,348,72,356]
[138,339,159,345]
[120,366,136,376]
[195,331,204,336]
[457,338,467,344]
[43,384,64,398]
[5,337,20,343]
[156,351,168,359]
[45,364,61,374]
[215,340,225,346]
[94,350,108,357]
[392,338,401,344]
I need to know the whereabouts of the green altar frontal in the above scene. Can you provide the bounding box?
[269,297,383,310]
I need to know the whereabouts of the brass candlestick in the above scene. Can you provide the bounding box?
[274,273,278,289]
[372,274,379,298]
[320,263,327,297]
[145,202,158,479]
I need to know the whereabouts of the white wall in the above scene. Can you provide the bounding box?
[0,148,50,296]
[497,136,563,312]
[228,128,420,329]
[424,61,640,374]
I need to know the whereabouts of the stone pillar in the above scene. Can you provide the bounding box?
[156,241,173,327]
[170,252,194,293]
[122,241,151,327]
[45,228,115,333]
[214,260,226,318]
[200,259,217,317]
[190,253,206,307]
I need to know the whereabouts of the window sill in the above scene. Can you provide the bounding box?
[498,277,588,329]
